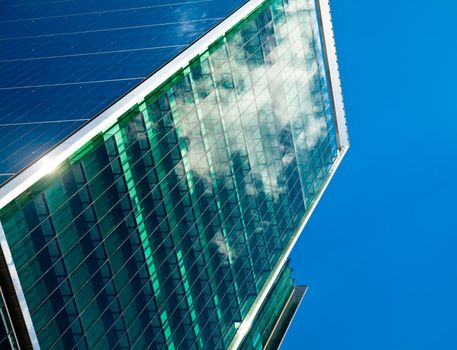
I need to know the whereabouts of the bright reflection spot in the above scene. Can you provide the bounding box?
[38,155,59,176]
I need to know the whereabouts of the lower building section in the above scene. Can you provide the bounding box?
[240,263,306,350]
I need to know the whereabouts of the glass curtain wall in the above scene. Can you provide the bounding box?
[0,0,339,348]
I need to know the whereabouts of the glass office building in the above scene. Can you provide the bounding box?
[0,0,349,349]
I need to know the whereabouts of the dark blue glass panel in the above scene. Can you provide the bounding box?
[0,0,247,185]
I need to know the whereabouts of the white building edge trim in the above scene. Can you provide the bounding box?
[227,147,348,350]
[317,0,350,150]
[0,0,349,211]
[0,0,265,347]
[0,0,268,211]
[228,0,349,347]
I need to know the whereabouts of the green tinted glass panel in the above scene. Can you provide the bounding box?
[0,0,339,348]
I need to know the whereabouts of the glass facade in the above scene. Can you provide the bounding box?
[0,0,343,348]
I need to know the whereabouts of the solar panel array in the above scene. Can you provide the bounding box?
[0,0,246,186]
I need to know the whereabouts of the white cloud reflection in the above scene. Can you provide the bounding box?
[174,0,330,202]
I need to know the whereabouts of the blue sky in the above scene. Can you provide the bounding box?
[283,1,457,349]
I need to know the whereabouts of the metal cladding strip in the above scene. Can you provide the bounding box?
[317,0,350,150]
[0,0,267,211]
[227,147,348,350]
[274,286,308,349]
[0,287,21,347]
[264,285,308,349]
[0,222,40,349]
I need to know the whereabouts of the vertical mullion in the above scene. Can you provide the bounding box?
[107,124,166,348]
[141,100,197,350]
[169,87,227,350]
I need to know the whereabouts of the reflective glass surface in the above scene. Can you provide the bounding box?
[0,0,339,348]
[0,0,247,185]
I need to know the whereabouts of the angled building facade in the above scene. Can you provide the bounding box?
[0,0,349,349]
